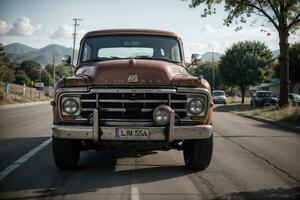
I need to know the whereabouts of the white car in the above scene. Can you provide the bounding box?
[289,93,300,106]
[213,90,227,104]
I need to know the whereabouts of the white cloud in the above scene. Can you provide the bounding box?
[200,24,215,32]
[0,20,9,35]
[50,25,73,39]
[6,17,41,36]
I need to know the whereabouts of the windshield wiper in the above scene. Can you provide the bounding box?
[134,56,181,64]
[78,57,122,67]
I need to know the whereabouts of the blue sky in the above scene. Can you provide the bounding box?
[0,0,299,60]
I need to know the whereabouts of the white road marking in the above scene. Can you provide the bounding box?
[130,157,140,200]
[0,137,52,181]
[130,186,139,200]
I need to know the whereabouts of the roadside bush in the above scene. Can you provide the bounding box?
[15,70,30,85]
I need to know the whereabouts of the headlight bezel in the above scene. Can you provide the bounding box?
[61,97,80,116]
[187,97,206,116]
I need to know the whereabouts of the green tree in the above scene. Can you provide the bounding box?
[41,69,51,86]
[288,43,300,92]
[219,41,273,103]
[0,44,5,60]
[188,0,300,106]
[0,65,15,83]
[15,70,30,85]
[45,64,53,76]
[276,43,300,91]
[45,63,71,82]
[0,44,15,83]
[20,60,41,81]
[0,44,9,64]
[56,65,71,79]
[189,61,221,90]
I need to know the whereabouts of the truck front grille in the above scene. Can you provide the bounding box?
[79,92,187,125]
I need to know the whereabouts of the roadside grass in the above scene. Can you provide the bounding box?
[249,106,300,125]
[216,102,300,126]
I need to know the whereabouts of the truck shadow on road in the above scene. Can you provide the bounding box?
[0,147,195,200]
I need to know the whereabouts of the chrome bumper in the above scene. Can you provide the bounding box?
[53,109,212,142]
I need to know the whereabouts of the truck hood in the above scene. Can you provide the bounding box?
[57,59,210,91]
[75,59,189,86]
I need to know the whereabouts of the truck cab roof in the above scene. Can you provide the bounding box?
[83,29,179,38]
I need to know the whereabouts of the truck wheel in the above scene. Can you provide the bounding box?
[183,135,213,170]
[52,137,80,170]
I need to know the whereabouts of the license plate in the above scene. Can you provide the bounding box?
[115,128,150,139]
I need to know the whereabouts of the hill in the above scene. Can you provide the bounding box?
[3,43,37,54]
[4,43,78,66]
[201,52,223,62]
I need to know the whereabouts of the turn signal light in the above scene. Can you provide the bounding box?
[64,79,78,86]
[179,79,202,87]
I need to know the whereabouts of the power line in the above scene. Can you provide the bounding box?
[71,18,82,75]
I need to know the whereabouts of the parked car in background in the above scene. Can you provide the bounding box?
[288,93,300,106]
[213,90,227,104]
[250,91,278,107]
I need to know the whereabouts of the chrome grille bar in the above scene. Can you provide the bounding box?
[81,99,186,103]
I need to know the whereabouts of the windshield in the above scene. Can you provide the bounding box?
[80,35,182,64]
[213,91,225,96]
[257,92,273,97]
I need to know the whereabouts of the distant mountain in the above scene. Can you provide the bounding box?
[4,43,78,66]
[4,43,37,54]
[201,50,280,62]
[201,52,223,62]
[4,43,280,65]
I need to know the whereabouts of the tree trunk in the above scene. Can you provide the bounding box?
[278,28,289,107]
[290,82,295,93]
[240,85,246,104]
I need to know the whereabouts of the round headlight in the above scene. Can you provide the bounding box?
[153,105,170,125]
[188,99,203,115]
[62,98,79,114]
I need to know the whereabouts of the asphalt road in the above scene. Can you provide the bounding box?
[0,103,299,200]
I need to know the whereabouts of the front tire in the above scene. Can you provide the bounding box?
[183,135,213,170]
[52,137,80,170]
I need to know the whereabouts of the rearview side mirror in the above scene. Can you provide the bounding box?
[62,55,71,66]
[191,53,202,65]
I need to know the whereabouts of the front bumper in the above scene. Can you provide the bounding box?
[213,99,227,104]
[52,109,212,142]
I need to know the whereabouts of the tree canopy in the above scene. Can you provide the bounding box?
[288,43,300,89]
[15,70,30,85]
[188,0,300,106]
[188,61,221,89]
[219,41,273,103]
[20,60,42,81]
[276,43,300,90]
[45,64,72,83]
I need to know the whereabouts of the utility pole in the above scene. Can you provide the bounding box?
[72,18,82,75]
[38,68,42,100]
[212,49,215,91]
[52,56,56,96]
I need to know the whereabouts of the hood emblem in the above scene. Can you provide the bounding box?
[128,74,138,83]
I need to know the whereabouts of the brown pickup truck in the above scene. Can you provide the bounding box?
[51,29,213,170]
